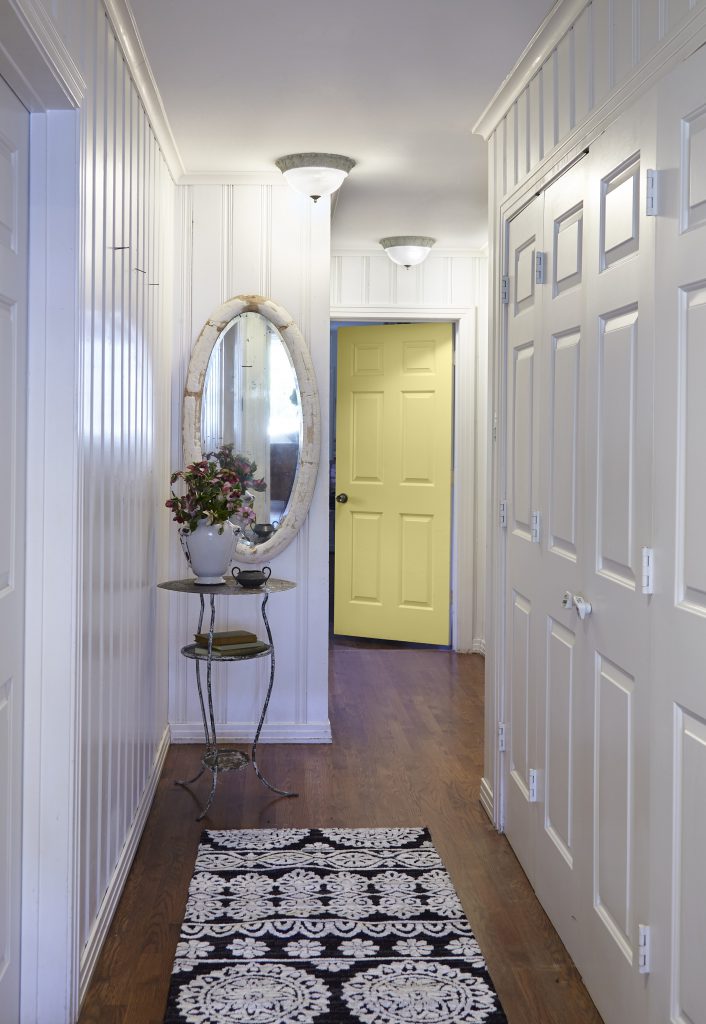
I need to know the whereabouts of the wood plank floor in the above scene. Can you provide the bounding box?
[78,644,603,1024]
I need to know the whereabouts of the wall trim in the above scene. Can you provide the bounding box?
[475,0,706,148]
[170,721,333,744]
[331,305,476,319]
[0,0,85,110]
[78,725,171,1005]
[474,0,588,139]
[330,307,477,652]
[471,639,486,656]
[180,171,285,186]
[479,777,496,826]
[102,0,184,181]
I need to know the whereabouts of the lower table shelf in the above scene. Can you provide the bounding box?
[158,576,298,819]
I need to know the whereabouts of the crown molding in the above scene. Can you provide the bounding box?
[0,0,85,110]
[179,171,285,186]
[102,0,184,181]
[473,0,588,139]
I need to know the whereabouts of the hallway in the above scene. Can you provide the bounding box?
[79,645,602,1023]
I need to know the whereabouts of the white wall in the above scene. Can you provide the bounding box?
[331,248,488,652]
[169,183,331,742]
[16,1,175,1019]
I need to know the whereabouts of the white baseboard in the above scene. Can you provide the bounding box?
[471,638,486,656]
[78,724,171,1005]
[169,720,333,744]
[479,776,495,825]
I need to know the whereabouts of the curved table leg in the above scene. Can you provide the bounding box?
[177,594,224,818]
[251,591,298,798]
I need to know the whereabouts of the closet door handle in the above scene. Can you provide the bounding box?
[335,493,349,504]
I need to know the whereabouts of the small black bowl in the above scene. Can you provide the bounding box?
[252,523,276,541]
[231,566,272,588]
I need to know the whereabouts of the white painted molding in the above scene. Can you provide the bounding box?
[330,307,478,653]
[332,305,476,320]
[22,109,82,1024]
[180,171,285,186]
[102,0,184,181]
[78,726,171,1005]
[471,639,486,656]
[332,247,488,258]
[473,0,589,139]
[497,6,706,216]
[170,721,333,743]
[0,0,85,110]
[479,777,496,826]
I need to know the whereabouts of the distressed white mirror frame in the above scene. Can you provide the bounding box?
[183,294,320,563]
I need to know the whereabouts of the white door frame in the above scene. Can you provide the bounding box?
[486,146,592,829]
[0,4,85,1021]
[331,306,478,653]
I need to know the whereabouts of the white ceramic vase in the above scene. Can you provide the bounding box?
[181,520,236,584]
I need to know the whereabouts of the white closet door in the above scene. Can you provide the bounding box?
[502,107,655,1024]
[578,104,655,1024]
[503,195,543,883]
[0,76,28,1021]
[531,160,591,964]
[651,44,706,1024]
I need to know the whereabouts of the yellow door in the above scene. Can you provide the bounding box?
[334,323,453,644]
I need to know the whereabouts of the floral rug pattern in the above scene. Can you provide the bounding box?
[164,828,508,1023]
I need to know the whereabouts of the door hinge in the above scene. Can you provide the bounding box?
[499,500,508,528]
[531,510,541,544]
[641,546,654,595]
[535,250,546,284]
[498,722,507,752]
[501,274,510,304]
[638,924,651,974]
[646,169,661,216]
[528,768,541,802]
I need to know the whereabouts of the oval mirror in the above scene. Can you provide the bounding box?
[183,295,320,563]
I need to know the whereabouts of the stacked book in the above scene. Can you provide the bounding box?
[193,629,268,656]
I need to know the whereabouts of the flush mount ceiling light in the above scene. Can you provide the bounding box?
[380,236,436,269]
[275,153,356,202]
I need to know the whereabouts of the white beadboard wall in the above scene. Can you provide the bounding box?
[77,2,174,978]
[331,249,488,653]
[475,0,706,201]
[169,183,331,743]
[19,1,175,1017]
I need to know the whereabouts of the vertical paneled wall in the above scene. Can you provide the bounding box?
[331,249,488,652]
[170,184,330,741]
[481,0,706,204]
[77,4,174,962]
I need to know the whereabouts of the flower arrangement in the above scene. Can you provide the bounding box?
[166,444,266,534]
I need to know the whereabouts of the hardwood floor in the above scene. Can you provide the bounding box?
[78,644,603,1024]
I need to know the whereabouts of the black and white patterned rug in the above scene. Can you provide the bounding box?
[164,827,508,1023]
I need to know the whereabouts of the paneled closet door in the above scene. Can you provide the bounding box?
[578,104,655,1024]
[651,44,706,1024]
[531,160,592,965]
[503,196,543,883]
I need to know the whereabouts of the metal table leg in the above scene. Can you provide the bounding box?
[176,593,247,819]
[251,591,298,798]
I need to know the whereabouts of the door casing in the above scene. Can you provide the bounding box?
[330,308,479,652]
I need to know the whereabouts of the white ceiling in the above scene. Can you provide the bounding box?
[128,0,553,250]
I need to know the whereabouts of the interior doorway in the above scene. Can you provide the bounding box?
[329,320,455,647]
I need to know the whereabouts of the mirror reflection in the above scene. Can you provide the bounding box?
[201,312,301,540]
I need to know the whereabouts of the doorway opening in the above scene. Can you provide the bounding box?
[329,320,455,650]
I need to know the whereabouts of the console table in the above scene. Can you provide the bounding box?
[158,576,298,819]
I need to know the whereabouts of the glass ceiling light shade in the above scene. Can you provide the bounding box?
[380,236,436,268]
[275,153,356,202]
